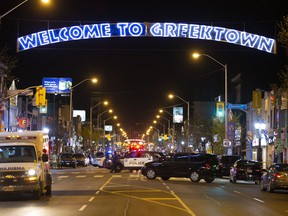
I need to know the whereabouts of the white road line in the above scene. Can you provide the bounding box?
[253,198,264,203]
[79,205,87,211]
[233,190,241,194]
[76,175,86,178]
[95,191,100,195]
[57,176,69,179]
[112,175,122,177]
[94,175,104,178]
[88,197,95,202]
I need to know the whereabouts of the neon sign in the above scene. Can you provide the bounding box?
[17,22,276,54]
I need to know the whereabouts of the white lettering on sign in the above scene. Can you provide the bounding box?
[17,22,275,54]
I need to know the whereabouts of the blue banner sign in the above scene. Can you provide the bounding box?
[17,22,276,54]
[42,77,72,94]
[226,104,247,110]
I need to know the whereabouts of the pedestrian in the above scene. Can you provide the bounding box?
[110,151,119,173]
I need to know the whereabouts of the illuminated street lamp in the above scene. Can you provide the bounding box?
[254,122,266,162]
[89,100,108,146]
[0,0,50,25]
[153,120,165,135]
[192,52,228,145]
[69,78,98,143]
[97,109,113,129]
[168,94,190,148]
[156,115,170,135]
[103,115,117,149]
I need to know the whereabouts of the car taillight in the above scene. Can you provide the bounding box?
[274,173,281,178]
[204,163,211,169]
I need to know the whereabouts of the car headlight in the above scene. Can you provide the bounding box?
[28,169,36,176]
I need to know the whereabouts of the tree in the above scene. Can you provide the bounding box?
[278,15,288,49]
[0,46,18,83]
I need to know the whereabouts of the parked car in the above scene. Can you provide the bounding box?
[60,153,77,168]
[260,163,288,192]
[141,153,220,183]
[220,155,242,176]
[73,153,89,167]
[229,159,262,184]
[91,152,106,168]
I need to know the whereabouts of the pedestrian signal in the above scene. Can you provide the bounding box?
[216,102,225,117]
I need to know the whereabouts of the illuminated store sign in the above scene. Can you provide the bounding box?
[17,22,276,54]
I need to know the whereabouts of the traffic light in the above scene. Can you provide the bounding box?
[39,99,48,114]
[35,86,46,107]
[252,90,262,109]
[216,102,225,117]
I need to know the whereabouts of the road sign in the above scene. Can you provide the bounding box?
[226,104,247,110]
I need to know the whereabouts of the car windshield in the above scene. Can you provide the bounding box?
[237,161,261,169]
[0,145,36,163]
[276,164,288,171]
[62,154,73,158]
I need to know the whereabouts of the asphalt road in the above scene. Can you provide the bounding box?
[0,166,287,216]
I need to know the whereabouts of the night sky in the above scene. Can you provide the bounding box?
[0,1,287,135]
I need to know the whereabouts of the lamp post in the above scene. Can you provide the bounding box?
[0,0,49,26]
[156,115,170,135]
[168,94,190,149]
[69,78,97,147]
[89,101,108,149]
[103,115,117,150]
[192,53,228,145]
[254,122,266,162]
[149,126,160,149]
[153,120,165,135]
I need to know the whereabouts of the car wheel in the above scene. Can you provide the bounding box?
[161,176,170,180]
[115,163,123,173]
[190,171,200,182]
[146,168,157,179]
[260,179,266,191]
[204,177,215,183]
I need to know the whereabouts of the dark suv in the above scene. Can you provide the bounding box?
[141,153,220,183]
[229,159,262,184]
[220,155,242,176]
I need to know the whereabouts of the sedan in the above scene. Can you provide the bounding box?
[260,163,288,192]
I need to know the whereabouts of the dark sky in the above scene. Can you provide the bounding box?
[0,0,287,136]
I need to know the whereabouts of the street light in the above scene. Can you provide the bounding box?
[153,120,165,135]
[0,0,50,25]
[156,115,170,135]
[192,52,228,145]
[89,100,108,147]
[254,122,266,162]
[97,109,113,129]
[103,115,117,149]
[168,94,190,148]
[69,78,97,144]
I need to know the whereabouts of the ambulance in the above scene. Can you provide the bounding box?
[0,130,52,199]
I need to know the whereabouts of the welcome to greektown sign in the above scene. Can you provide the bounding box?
[17,22,276,54]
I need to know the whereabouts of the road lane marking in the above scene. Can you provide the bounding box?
[76,175,86,178]
[57,176,69,179]
[95,191,100,195]
[79,205,87,211]
[253,198,264,203]
[233,190,241,194]
[94,175,104,178]
[88,197,95,202]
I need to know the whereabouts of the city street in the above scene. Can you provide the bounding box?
[0,166,287,216]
